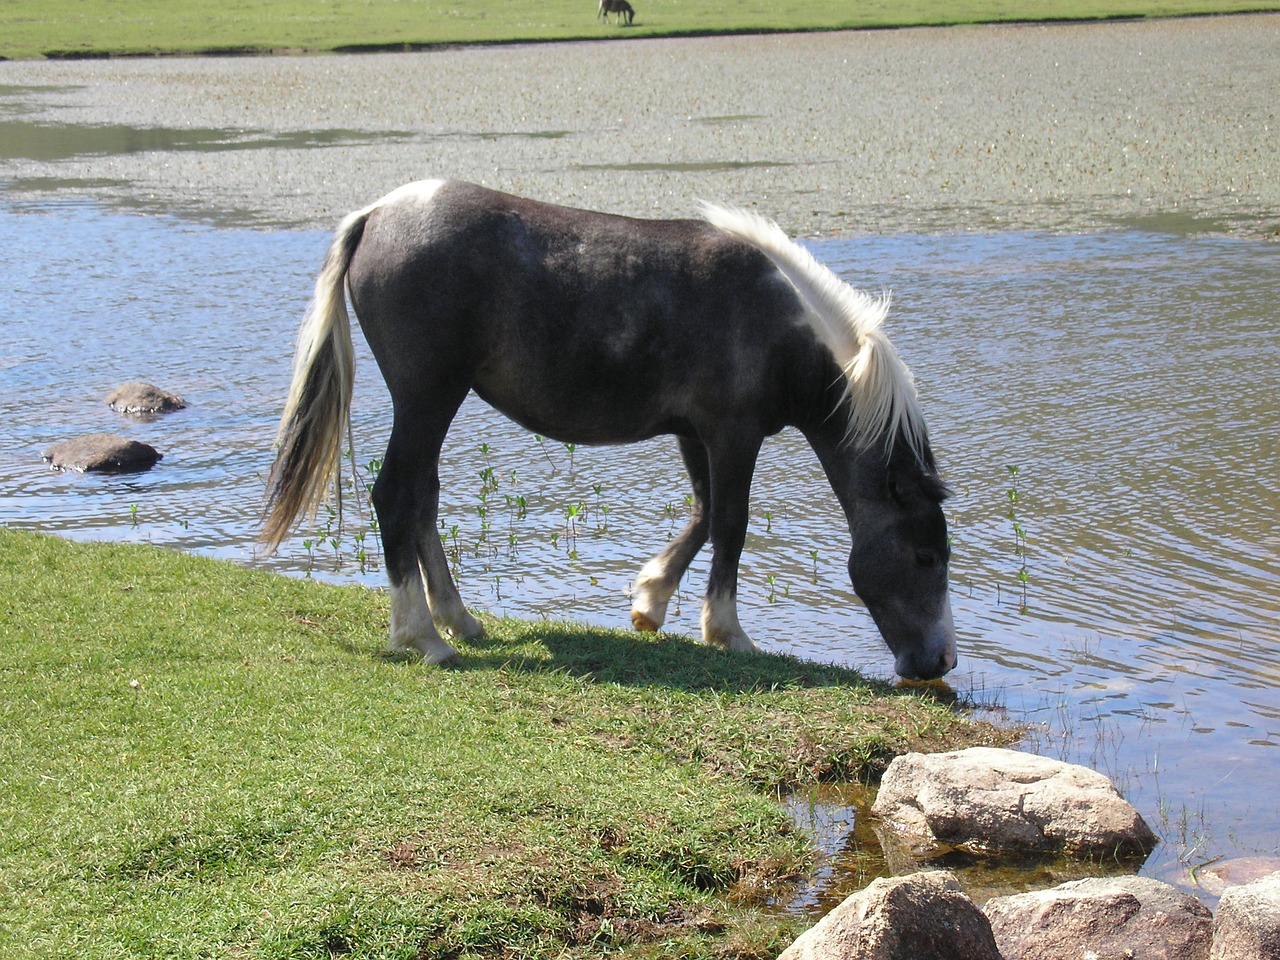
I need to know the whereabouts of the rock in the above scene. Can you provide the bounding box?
[1196,857,1280,898]
[871,747,1157,857]
[985,876,1213,960]
[43,433,162,473]
[105,382,186,416]
[1210,870,1280,959]
[778,870,1002,960]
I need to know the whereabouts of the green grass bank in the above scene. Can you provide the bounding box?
[0,528,1009,958]
[2,0,1277,59]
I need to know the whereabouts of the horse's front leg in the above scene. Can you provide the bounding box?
[700,432,764,653]
[631,436,710,632]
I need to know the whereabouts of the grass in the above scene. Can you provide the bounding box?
[0,0,1276,59]
[0,528,1011,958]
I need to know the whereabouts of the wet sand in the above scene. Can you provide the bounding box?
[1,14,1277,236]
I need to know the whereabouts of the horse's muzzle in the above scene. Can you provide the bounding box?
[893,596,956,681]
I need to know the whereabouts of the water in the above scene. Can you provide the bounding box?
[1,199,1277,905]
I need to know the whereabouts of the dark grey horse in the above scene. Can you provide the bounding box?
[262,180,956,680]
[596,0,634,23]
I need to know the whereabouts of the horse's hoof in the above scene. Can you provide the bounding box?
[704,627,761,653]
[389,635,460,664]
[631,610,661,633]
[429,595,486,640]
[421,640,460,664]
[453,611,486,640]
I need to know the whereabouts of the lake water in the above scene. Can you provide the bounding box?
[1,198,1276,904]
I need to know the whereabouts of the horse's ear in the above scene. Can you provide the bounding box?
[883,458,909,506]
[883,442,949,506]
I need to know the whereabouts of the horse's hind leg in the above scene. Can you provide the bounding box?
[418,480,484,642]
[374,398,480,662]
[631,436,710,632]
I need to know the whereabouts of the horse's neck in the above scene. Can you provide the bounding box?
[802,421,871,537]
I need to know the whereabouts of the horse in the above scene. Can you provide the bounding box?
[261,180,956,680]
[597,0,634,24]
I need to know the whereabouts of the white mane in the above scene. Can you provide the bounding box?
[700,203,928,461]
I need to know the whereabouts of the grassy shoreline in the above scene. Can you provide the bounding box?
[2,0,1277,60]
[1,528,1010,957]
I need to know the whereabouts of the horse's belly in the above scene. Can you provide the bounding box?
[472,365,686,446]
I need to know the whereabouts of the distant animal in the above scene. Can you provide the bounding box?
[262,179,956,681]
[597,0,634,24]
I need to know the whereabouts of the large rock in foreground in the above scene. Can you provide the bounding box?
[871,747,1157,857]
[778,870,1001,960]
[105,382,186,416]
[1211,870,1280,959]
[985,876,1213,960]
[43,433,162,473]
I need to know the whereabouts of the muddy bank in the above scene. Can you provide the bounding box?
[0,15,1277,236]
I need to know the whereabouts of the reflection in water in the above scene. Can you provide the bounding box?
[1,201,1276,901]
[784,783,1143,914]
[0,120,422,163]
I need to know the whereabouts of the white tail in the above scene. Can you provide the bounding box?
[260,208,365,552]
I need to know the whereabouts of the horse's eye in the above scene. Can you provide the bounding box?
[914,549,940,569]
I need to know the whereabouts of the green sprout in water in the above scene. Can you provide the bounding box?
[1006,464,1029,610]
[440,522,463,578]
[563,500,586,555]
[592,483,609,532]
[533,434,558,472]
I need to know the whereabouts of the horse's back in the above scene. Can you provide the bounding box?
[346,180,812,443]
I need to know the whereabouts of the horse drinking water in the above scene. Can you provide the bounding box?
[262,180,956,680]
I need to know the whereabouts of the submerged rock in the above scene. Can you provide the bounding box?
[985,876,1213,960]
[871,747,1157,857]
[43,433,162,473]
[105,382,186,416]
[1197,856,1280,897]
[1211,870,1280,960]
[778,870,1002,960]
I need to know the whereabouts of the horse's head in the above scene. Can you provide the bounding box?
[697,203,955,679]
[847,440,955,681]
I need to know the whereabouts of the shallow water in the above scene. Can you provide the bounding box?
[1,199,1276,905]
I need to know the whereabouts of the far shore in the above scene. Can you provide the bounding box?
[1,14,1277,238]
[5,0,1278,60]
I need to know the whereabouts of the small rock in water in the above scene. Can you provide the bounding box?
[105,382,186,416]
[1197,856,1280,897]
[43,433,162,473]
